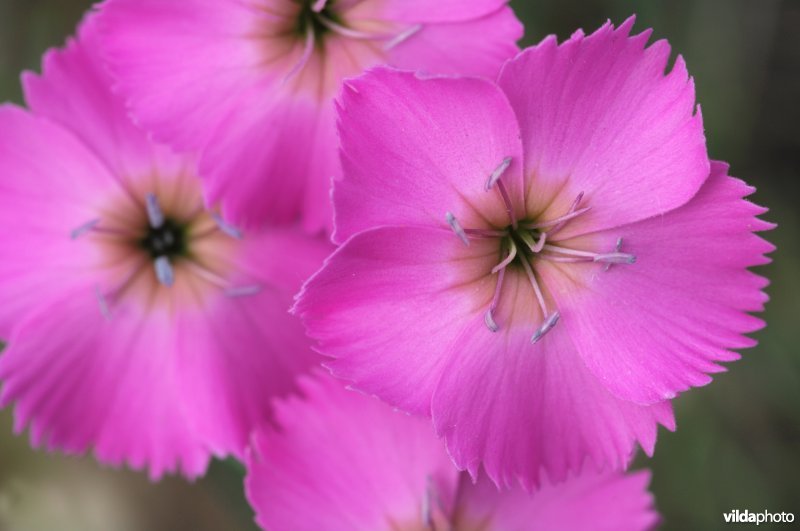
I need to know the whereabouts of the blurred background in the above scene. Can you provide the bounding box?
[0,0,797,529]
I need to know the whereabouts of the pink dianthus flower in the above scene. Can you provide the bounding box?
[0,17,331,479]
[246,372,660,530]
[295,18,774,487]
[97,0,523,233]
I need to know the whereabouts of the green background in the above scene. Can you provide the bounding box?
[0,1,797,529]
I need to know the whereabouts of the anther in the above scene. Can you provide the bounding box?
[446,212,470,246]
[384,24,423,51]
[145,193,165,229]
[485,156,513,191]
[593,252,636,264]
[95,286,112,321]
[225,285,263,298]
[485,266,506,332]
[212,213,243,239]
[604,237,624,271]
[154,256,175,287]
[70,218,100,240]
[531,312,560,344]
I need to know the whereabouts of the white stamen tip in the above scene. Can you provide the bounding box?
[212,213,243,239]
[311,0,328,12]
[485,156,513,191]
[145,193,165,229]
[95,286,112,321]
[484,310,499,332]
[531,312,560,344]
[154,256,175,287]
[71,218,100,240]
[225,285,262,298]
[446,212,470,246]
[384,24,422,50]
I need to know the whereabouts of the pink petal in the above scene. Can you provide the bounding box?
[498,17,709,237]
[387,8,522,79]
[334,68,525,243]
[175,227,332,457]
[97,0,271,152]
[430,271,674,488]
[295,226,497,416]
[346,0,512,23]
[245,372,459,530]
[0,104,122,336]
[456,470,659,531]
[545,161,774,405]
[0,287,210,480]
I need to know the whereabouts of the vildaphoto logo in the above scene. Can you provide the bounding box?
[723,509,795,525]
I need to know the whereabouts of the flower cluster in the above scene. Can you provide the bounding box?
[0,1,772,529]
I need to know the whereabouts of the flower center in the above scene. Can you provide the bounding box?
[70,180,260,318]
[446,157,636,344]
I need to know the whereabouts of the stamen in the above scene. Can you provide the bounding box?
[594,252,636,264]
[531,312,560,344]
[422,476,433,529]
[225,285,263,298]
[546,192,585,236]
[384,24,423,51]
[484,156,512,191]
[491,239,517,274]
[519,255,548,317]
[70,218,100,240]
[311,0,328,12]
[284,23,316,83]
[154,256,175,287]
[211,213,243,240]
[518,231,546,253]
[495,179,517,229]
[446,212,470,246]
[484,266,506,332]
[317,15,384,40]
[604,238,624,271]
[95,286,112,321]
[522,206,591,230]
[145,193,165,229]
[542,243,635,265]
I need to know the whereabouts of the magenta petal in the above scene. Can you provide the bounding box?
[245,372,459,530]
[388,8,523,79]
[498,17,709,236]
[175,228,331,457]
[457,470,659,531]
[549,162,774,404]
[334,68,525,243]
[431,291,674,488]
[295,226,496,416]
[0,287,210,480]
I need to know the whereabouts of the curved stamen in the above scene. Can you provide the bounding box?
[518,231,546,253]
[519,254,548,318]
[284,23,316,83]
[384,24,423,50]
[542,243,635,264]
[522,206,591,231]
[491,239,517,274]
[211,213,243,240]
[531,312,560,344]
[446,212,470,246]
[317,15,385,40]
[484,266,506,332]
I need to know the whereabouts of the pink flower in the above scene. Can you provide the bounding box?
[97,0,523,233]
[0,17,331,479]
[295,18,774,487]
[246,372,660,530]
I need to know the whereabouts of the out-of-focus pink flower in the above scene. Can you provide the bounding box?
[0,16,331,479]
[97,0,523,233]
[295,18,774,488]
[246,372,660,531]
